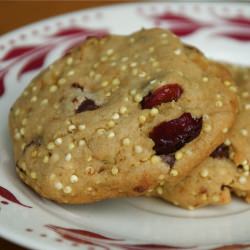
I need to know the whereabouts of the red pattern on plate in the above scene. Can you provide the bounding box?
[0,186,32,208]
[215,31,250,42]
[152,12,210,37]
[166,25,205,37]
[18,48,51,78]
[46,225,188,250]
[218,15,250,27]
[46,225,115,250]
[146,10,250,41]
[0,46,37,61]
[0,27,107,97]
[49,27,106,37]
[46,225,119,241]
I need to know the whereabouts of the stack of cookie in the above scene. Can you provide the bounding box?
[9,28,250,209]
[153,64,250,208]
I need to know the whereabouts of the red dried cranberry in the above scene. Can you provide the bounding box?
[210,144,230,159]
[76,98,99,113]
[141,84,183,109]
[149,113,202,155]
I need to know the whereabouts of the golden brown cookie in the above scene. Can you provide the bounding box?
[9,28,237,204]
[154,65,250,209]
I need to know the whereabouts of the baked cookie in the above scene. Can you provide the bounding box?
[153,65,250,209]
[9,28,237,204]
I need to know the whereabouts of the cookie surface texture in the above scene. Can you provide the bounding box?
[9,28,237,203]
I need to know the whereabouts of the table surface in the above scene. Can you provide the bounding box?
[0,1,133,249]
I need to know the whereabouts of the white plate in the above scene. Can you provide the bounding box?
[1,2,250,250]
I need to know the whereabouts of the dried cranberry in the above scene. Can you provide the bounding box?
[76,98,99,113]
[149,113,202,155]
[141,84,183,109]
[210,144,230,159]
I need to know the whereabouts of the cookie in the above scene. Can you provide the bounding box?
[9,28,237,204]
[154,65,250,209]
